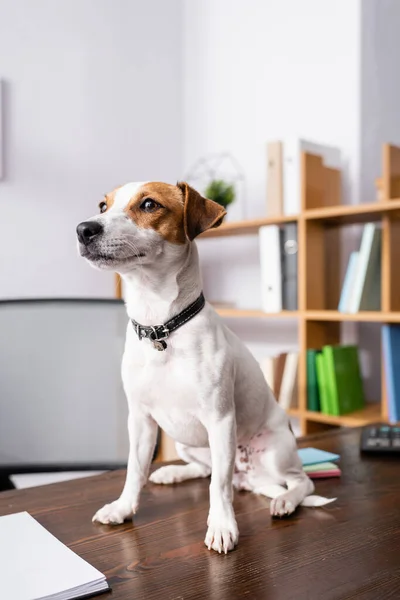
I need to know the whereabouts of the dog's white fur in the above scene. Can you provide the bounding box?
[78,181,334,554]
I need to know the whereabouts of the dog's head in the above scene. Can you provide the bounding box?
[76,182,226,272]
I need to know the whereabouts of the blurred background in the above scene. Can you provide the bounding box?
[1,0,399,488]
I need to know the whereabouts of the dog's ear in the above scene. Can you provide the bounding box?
[177,181,226,241]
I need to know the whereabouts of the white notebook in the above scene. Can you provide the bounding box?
[0,512,109,600]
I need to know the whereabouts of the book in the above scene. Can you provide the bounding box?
[266,141,283,216]
[280,223,298,310]
[297,448,340,465]
[348,223,382,313]
[278,352,298,409]
[304,461,341,479]
[260,356,275,390]
[259,225,282,312]
[282,138,341,215]
[382,325,400,423]
[304,461,341,473]
[323,345,365,415]
[338,251,359,312]
[260,353,287,398]
[273,353,287,399]
[0,512,109,600]
[306,470,341,479]
[315,351,332,415]
[306,349,321,412]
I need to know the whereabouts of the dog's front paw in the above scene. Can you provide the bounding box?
[205,511,239,554]
[92,499,134,525]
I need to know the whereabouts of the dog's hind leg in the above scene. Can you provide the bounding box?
[269,476,314,517]
[255,427,336,516]
[149,443,211,485]
[253,469,336,516]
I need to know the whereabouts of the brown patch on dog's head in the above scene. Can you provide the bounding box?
[122,181,226,244]
[124,182,187,244]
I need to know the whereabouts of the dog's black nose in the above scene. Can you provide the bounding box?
[76,221,103,245]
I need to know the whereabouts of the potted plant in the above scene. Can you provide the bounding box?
[204,179,235,210]
[185,152,245,220]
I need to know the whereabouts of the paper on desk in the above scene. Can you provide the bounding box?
[0,511,108,600]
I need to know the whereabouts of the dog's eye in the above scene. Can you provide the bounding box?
[99,201,107,214]
[140,198,161,213]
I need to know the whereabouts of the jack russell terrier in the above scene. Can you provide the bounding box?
[77,181,334,554]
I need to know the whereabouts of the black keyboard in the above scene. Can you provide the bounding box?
[360,425,400,454]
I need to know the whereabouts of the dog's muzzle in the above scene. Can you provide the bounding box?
[76,221,103,245]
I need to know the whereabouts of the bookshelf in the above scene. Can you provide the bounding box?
[115,143,400,440]
[199,143,400,435]
[201,197,400,235]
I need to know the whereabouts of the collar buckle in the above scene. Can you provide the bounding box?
[149,325,169,342]
[149,326,169,351]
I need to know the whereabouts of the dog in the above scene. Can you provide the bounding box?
[77,181,334,554]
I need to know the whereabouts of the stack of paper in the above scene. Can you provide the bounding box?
[298,447,341,479]
[0,512,109,600]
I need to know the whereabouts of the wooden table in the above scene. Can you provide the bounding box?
[0,428,399,600]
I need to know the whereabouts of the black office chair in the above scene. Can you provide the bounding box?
[0,299,159,490]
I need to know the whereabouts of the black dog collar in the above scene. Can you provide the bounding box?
[131,292,206,351]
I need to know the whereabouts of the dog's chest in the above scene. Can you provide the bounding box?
[122,336,209,445]
[132,356,197,405]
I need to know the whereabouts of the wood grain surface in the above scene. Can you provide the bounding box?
[0,428,399,600]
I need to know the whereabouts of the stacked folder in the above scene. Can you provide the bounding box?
[298,447,341,479]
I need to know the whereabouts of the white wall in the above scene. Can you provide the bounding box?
[183,0,361,213]
[0,0,182,299]
[183,0,361,352]
[360,0,400,201]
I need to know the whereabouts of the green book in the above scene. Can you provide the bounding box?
[315,352,332,415]
[322,345,365,415]
[307,349,321,412]
[304,461,339,473]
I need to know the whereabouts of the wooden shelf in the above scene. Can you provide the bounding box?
[304,199,400,225]
[303,403,382,427]
[305,310,400,323]
[200,200,400,240]
[215,308,299,319]
[200,214,298,238]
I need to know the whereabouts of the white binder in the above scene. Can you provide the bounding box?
[283,138,341,215]
[259,225,282,313]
